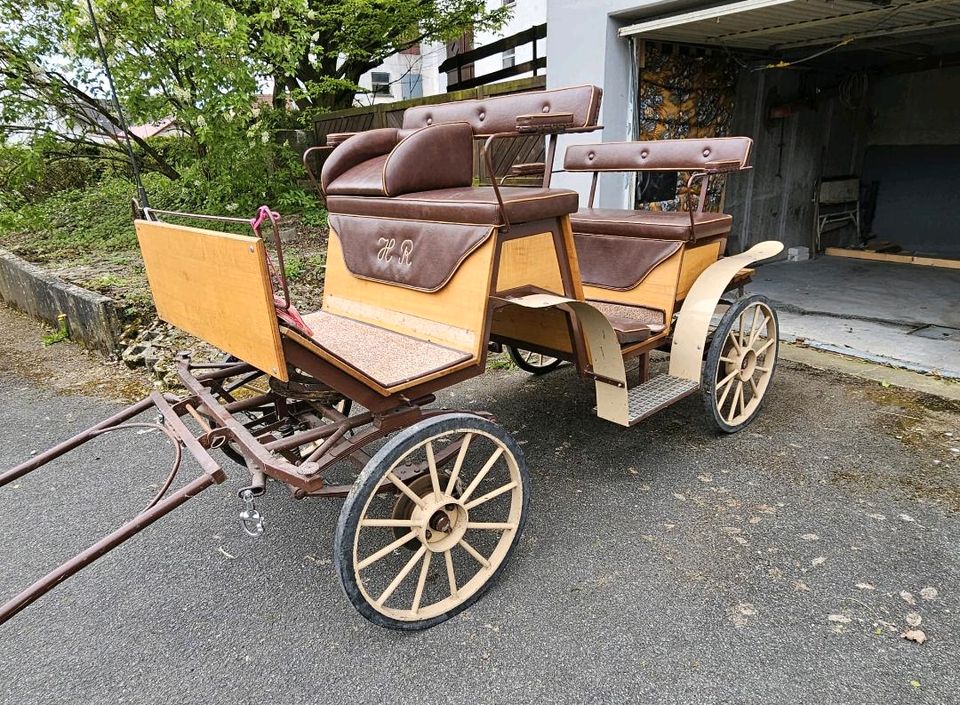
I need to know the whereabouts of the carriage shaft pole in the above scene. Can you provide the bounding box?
[0,395,167,488]
[0,472,216,625]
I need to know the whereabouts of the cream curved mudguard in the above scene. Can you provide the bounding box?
[493,294,630,424]
[669,240,784,382]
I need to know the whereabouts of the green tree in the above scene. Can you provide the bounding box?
[0,0,507,182]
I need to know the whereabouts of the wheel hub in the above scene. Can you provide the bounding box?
[738,348,758,380]
[412,496,468,552]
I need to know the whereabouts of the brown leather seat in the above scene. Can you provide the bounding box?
[571,208,732,241]
[327,187,579,227]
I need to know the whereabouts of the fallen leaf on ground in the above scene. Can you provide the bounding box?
[856,583,875,590]
[920,587,938,601]
[800,533,819,541]
[828,614,852,624]
[906,613,922,627]
[811,556,827,568]
[902,629,926,644]
[793,581,810,592]
[898,514,915,522]
[697,474,713,483]
[900,590,917,605]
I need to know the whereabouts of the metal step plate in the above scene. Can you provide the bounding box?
[626,375,699,425]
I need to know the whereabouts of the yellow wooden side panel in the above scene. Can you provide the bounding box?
[676,239,723,301]
[581,247,684,319]
[496,231,564,294]
[323,228,497,357]
[491,305,574,354]
[134,220,286,380]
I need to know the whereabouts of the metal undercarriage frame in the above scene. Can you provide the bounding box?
[0,355,480,625]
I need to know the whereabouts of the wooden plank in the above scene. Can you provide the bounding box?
[824,247,960,270]
[134,220,286,380]
[676,239,723,300]
[496,232,564,293]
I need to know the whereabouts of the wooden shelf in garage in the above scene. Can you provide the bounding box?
[824,248,960,271]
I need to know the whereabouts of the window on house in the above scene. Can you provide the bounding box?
[401,73,423,100]
[502,48,516,69]
[371,72,391,96]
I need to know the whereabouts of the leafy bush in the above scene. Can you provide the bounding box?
[0,172,187,258]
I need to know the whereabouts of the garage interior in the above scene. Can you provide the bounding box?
[620,0,960,377]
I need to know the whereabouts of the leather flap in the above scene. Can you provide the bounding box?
[329,214,493,292]
[574,233,683,291]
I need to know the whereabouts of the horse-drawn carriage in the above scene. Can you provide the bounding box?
[2,85,781,630]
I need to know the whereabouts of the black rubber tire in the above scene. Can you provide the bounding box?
[334,413,530,631]
[506,346,562,375]
[701,294,779,434]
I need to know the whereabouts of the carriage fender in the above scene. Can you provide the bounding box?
[668,240,784,382]
[492,294,630,425]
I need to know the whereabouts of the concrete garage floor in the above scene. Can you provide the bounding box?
[747,256,960,379]
[1,320,959,704]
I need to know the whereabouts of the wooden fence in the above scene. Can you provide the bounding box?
[311,76,548,187]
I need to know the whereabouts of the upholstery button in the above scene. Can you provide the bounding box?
[703,148,710,157]
[641,150,648,158]
[588,151,595,160]
[542,105,549,113]
[479,111,485,120]
[426,117,432,125]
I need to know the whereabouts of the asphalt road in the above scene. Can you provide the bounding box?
[1,359,958,705]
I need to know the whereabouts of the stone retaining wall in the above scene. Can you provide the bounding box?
[0,248,121,356]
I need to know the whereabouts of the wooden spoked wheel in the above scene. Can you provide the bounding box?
[335,414,529,630]
[702,294,779,433]
[506,346,562,374]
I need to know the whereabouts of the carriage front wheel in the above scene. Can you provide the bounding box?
[701,294,779,433]
[334,413,530,630]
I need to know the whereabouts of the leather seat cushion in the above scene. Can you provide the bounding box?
[589,300,666,345]
[571,208,732,241]
[327,186,579,227]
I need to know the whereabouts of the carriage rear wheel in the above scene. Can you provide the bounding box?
[335,414,529,630]
[506,346,562,374]
[701,294,779,433]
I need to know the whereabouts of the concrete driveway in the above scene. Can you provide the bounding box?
[1,350,958,705]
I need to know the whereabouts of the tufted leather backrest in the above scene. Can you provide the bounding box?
[402,85,602,136]
[564,137,753,172]
[321,123,474,197]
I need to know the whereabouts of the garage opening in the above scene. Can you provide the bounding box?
[619,0,960,377]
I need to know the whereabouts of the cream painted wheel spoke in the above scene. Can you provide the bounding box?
[358,530,418,571]
[459,538,491,568]
[747,308,762,347]
[445,432,473,495]
[754,337,775,356]
[726,381,744,424]
[425,441,442,497]
[376,545,427,606]
[360,518,420,528]
[719,355,737,365]
[458,446,504,503]
[387,472,427,510]
[412,550,432,614]
[466,521,517,531]
[717,371,737,410]
[717,368,738,391]
[444,549,458,597]
[749,376,759,397]
[464,480,518,510]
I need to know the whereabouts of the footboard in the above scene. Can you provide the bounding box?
[134,219,288,380]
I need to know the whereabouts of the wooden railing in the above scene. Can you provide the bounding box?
[439,24,547,92]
